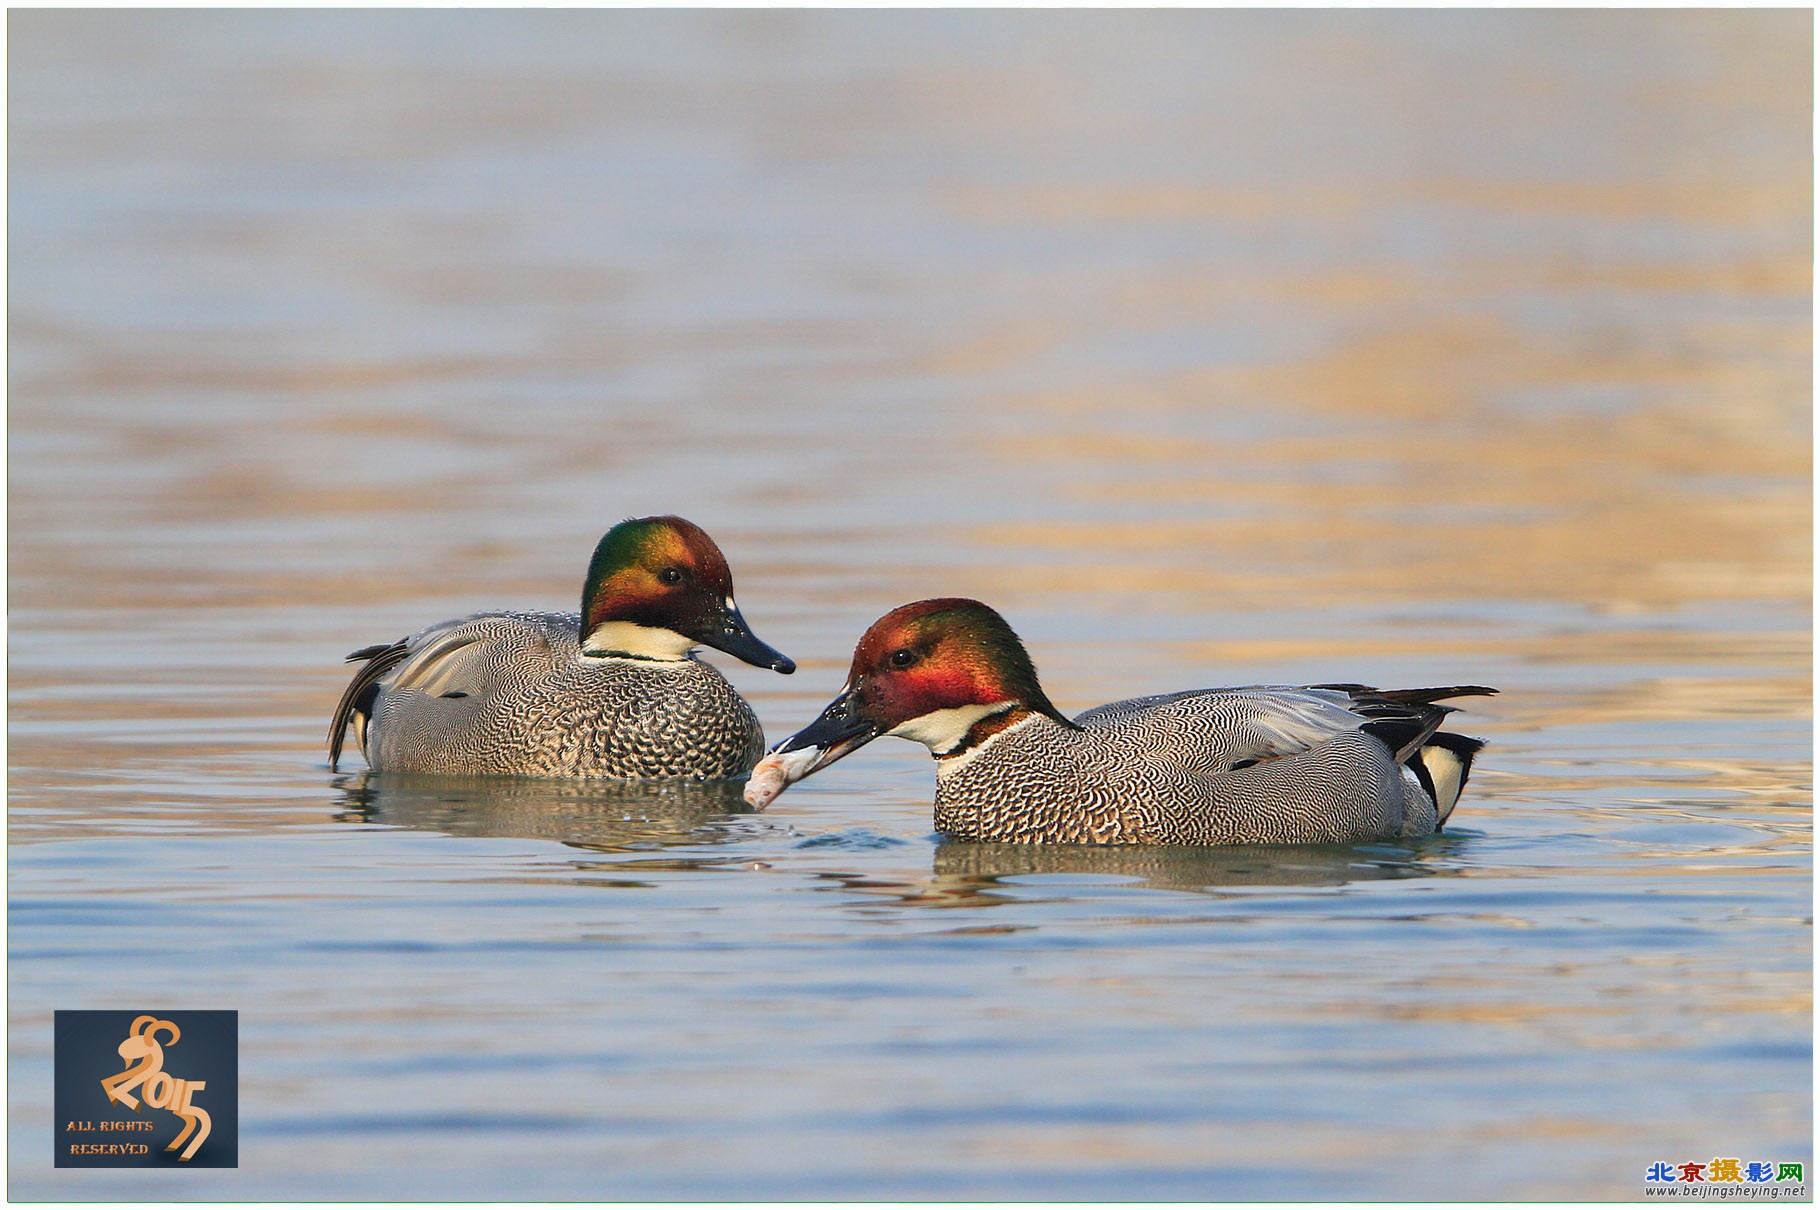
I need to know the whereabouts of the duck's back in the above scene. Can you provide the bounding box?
[351,610,765,779]
[1074,686,1372,770]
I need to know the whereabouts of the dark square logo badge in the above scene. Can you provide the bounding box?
[54,1011,238,1168]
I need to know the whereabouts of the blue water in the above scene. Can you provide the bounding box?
[9,9,1810,1200]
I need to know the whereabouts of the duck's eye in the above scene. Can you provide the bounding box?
[659,567,684,585]
[889,648,915,669]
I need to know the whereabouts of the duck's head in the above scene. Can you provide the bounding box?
[580,515,794,673]
[765,598,1073,780]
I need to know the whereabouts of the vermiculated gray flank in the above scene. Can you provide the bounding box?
[933,685,1485,844]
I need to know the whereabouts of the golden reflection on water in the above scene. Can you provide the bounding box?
[973,356,1807,614]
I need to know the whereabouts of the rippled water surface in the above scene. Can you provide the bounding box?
[9,10,1811,1201]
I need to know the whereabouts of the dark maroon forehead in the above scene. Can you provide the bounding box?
[847,597,1071,727]
[583,515,736,628]
[849,598,997,672]
[656,516,733,590]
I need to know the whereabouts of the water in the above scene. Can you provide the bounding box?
[9,9,1811,1200]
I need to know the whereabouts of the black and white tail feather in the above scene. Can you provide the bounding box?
[1313,683,1495,827]
[328,641,411,771]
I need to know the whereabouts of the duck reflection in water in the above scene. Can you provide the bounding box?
[796,836,1466,911]
[927,834,1465,896]
[332,770,764,856]
[333,769,1466,898]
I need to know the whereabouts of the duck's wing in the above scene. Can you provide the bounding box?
[1074,683,1497,772]
[1074,686,1367,772]
[326,611,573,770]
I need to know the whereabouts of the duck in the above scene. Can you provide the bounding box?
[329,515,795,779]
[744,598,1493,844]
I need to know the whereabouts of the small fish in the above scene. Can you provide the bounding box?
[743,745,824,810]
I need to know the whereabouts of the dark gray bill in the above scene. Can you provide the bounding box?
[770,683,879,776]
[701,601,795,673]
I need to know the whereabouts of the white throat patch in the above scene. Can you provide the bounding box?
[887,702,1016,755]
[581,621,695,662]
